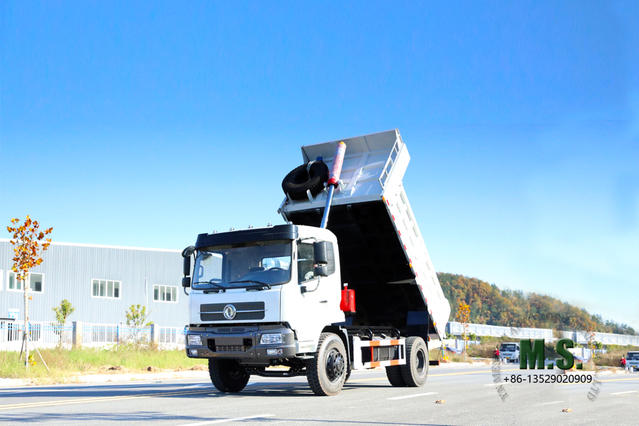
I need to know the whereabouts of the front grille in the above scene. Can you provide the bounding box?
[207,338,253,352]
[216,345,245,352]
[216,327,246,334]
[200,302,265,321]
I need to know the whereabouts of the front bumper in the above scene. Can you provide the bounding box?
[185,324,296,361]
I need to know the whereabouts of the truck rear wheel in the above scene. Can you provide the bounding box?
[401,336,428,387]
[385,365,406,387]
[306,332,347,396]
[209,359,250,393]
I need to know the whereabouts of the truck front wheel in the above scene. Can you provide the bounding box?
[307,332,347,396]
[401,336,428,387]
[209,359,250,393]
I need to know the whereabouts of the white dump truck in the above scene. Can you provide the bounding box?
[499,342,520,363]
[182,129,451,395]
[626,351,639,371]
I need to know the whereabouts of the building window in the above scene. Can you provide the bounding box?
[8,271,20,291]
[92,279,121,299]
[154,285,178,303]
[7,271,44,293]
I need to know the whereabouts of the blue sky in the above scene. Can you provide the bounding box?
[2,1,638,330]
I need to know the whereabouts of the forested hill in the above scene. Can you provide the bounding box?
[437,273,637,335]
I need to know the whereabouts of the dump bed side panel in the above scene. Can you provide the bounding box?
[382,186,452,340]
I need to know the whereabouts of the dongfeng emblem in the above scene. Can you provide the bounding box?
[223,304,237,320]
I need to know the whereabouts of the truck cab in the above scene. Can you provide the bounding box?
[186,224,344,360]
[626,351,639,371]
[499,342,520,363]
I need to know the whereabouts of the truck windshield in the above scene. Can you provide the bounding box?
[192,240,292,290]
[500,344,517,351]
[628,353,639,360]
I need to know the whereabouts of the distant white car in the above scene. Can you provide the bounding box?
[626,351,639,371]
[499,342,520,363]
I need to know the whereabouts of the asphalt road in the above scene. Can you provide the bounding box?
[1,364,637,426]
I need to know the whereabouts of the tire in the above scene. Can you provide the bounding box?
[401,336,428,387]
[306,332,348,396]
[385,365,406,387]
[209,358,250,393]
[282,161,329,201]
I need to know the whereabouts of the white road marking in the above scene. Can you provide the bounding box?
[611,391,638,395]
[176,414,275,425]
[387,392,438,400]
[534,401,564,406]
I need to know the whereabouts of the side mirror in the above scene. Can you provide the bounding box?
[313,241,329,265]
[182,277,191,288]
[183,256,191,277]
[182,246,195,277]
[314,265,328,277]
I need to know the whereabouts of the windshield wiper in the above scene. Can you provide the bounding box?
[192,279,226,293]
[229,280,272,290]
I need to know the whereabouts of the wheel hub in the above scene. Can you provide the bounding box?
[326,348,345,382]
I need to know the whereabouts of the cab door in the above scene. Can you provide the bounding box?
[280,240,343,353]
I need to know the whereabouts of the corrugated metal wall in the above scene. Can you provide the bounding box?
[0,240,187,328]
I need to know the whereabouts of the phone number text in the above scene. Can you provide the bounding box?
[503,374,593,384]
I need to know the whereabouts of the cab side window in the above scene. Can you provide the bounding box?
[297,243,315,283]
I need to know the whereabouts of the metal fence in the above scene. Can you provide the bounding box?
[157,326,182,346]
[447,322,639,346]
[82,323,152,346]
[0,320,185,351]
[447,321,554,340]
[446,321,639,346]
[4,319,637,352]
[561,330,639,347]
[0,320,74,351]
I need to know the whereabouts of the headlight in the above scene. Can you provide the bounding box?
[260,333,283,345]
[187,335,203,346]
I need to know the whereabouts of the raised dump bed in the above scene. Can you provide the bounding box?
[279,129,451,341]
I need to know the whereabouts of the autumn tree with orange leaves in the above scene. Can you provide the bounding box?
[457,301,470,360]
[7,216,52,369]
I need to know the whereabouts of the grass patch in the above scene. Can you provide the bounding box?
[0,342,207,382]
[429,347,478,363]
[594,345,639,368]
